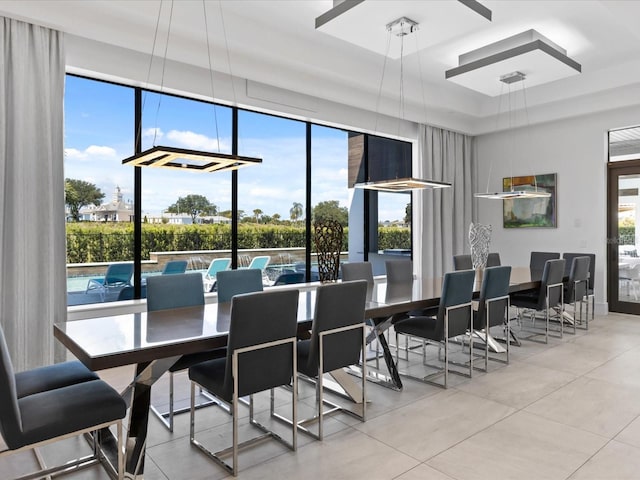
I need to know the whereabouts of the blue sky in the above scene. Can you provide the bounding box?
[64,75,408,222]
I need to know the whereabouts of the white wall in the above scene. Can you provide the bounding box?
[476,105,640,313]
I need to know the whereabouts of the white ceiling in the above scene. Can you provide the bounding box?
[1,0,640,135]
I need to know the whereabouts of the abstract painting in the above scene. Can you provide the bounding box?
[503,173,557,228]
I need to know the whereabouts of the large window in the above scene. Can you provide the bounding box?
[64,76,134,306]
[64,75,412,305]
[237,111,306,283]
[141,92,232,291]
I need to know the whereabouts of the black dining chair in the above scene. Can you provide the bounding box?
[290,280,367,440]
[0,326,126,480]
[486,252,502,267]
[216,269,264,303]
[393,269,475,388]
[530,251,560,271]
[511,258,565,343]
[473,266,511,371]
[453,254,473,271]
[147,272,225,432]
[189,289,299,476]
[563,255,591,332]
[563,252,596,321]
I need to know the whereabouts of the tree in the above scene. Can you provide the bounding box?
[253,208,263,223]
[290,202,303,223]
[272,213,281,224]
[404,203,411,225]
[166,194,217,223]
[312,200,348,227]
[65,178,105,222]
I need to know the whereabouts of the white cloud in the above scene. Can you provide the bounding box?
[143,127,163,139]
[166,130,230,152]
[64,145,117,160]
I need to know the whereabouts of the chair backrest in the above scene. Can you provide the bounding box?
[146,273,204,312]
[537,258,566,310]
[225,289,299,397]
[216,269,264,303]
[205,258,231,279]
[117,285,147,301]
[530,252,560,271]
[273,272,305,285]
[566,256,590,303]
[341,262,374,302]
[453,254,472,271]
[0,326,22,449]
[486,252,501,267]
[476,266,511,330]
[435,269,475,339]
[563,252,595,291]
[305,280,367,376]
[385,259,413,302]
[104,263,134,286]
[247,255,270,270]
[162,260,187,275]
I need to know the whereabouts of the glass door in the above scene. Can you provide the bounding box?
[608,161,640,313]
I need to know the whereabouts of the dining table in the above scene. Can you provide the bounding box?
[53,265,543,479]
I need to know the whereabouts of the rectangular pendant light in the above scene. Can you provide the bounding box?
[474,190,551,199]
[122,146,262,172]
[355,177,452,192]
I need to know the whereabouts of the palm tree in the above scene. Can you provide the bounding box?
[253,208,263,223]
[290,202,303,223]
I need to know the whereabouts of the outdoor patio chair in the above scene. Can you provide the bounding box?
[85,262,134,301]
[203,258,231,292]
[161,260,188,275]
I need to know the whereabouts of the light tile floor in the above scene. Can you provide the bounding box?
[3,312,640,479]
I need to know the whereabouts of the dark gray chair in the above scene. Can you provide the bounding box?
[530,251,560,271]
[473,266,512,370]
[341,262,374,301]
[563,255,591,331]
[189,289,299,476]
[511,258,566,343]
[273,272,304,285]
[563,252,595,321]
[216,269,264,303]
[147,272,224,432]
[341,262,380,367]
[384,259,413,302]
[0,326,126,480]
[394,269,475,388]
[486,252,501,267]
[292,280,367,440]
[453,254,472,271]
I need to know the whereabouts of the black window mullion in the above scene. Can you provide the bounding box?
[133,88,142,298]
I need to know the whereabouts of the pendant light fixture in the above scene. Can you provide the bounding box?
[122,0,262,172]
[354,16,451,192]
[474,71,550,200]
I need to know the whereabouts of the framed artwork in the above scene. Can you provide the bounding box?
[503,173,557,228]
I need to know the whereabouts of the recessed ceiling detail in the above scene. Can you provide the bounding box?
[315,0,491,59]
[445,29,582,96]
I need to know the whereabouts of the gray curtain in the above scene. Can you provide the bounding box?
[0,17,66,371]
[418,124,474,278]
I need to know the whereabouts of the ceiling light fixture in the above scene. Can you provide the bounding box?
[474,71,551,200]
[355,17,452,192]
[446,29,581,96]
[122,0,262,172]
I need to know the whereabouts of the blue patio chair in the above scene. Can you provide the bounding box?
[85,262,134,301]
[244,255,270,271]
[204,258,232,292]
[162,260,188,275]
[273,272,305,285]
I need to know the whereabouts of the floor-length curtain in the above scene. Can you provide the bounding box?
[0,17,66,371]
[418,125,474,279]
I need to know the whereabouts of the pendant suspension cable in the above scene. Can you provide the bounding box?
[218,1,237,106]
[152,0,175,147]
[520,77,539,192]
[137,0,164,150]
[373,31,392,135]
[397,32,405,140]
[203,0,221,152]
[414,28,428,126]
[483,80,506,194]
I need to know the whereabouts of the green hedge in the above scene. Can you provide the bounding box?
[66,223,411,263]
[619,226,635,245]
